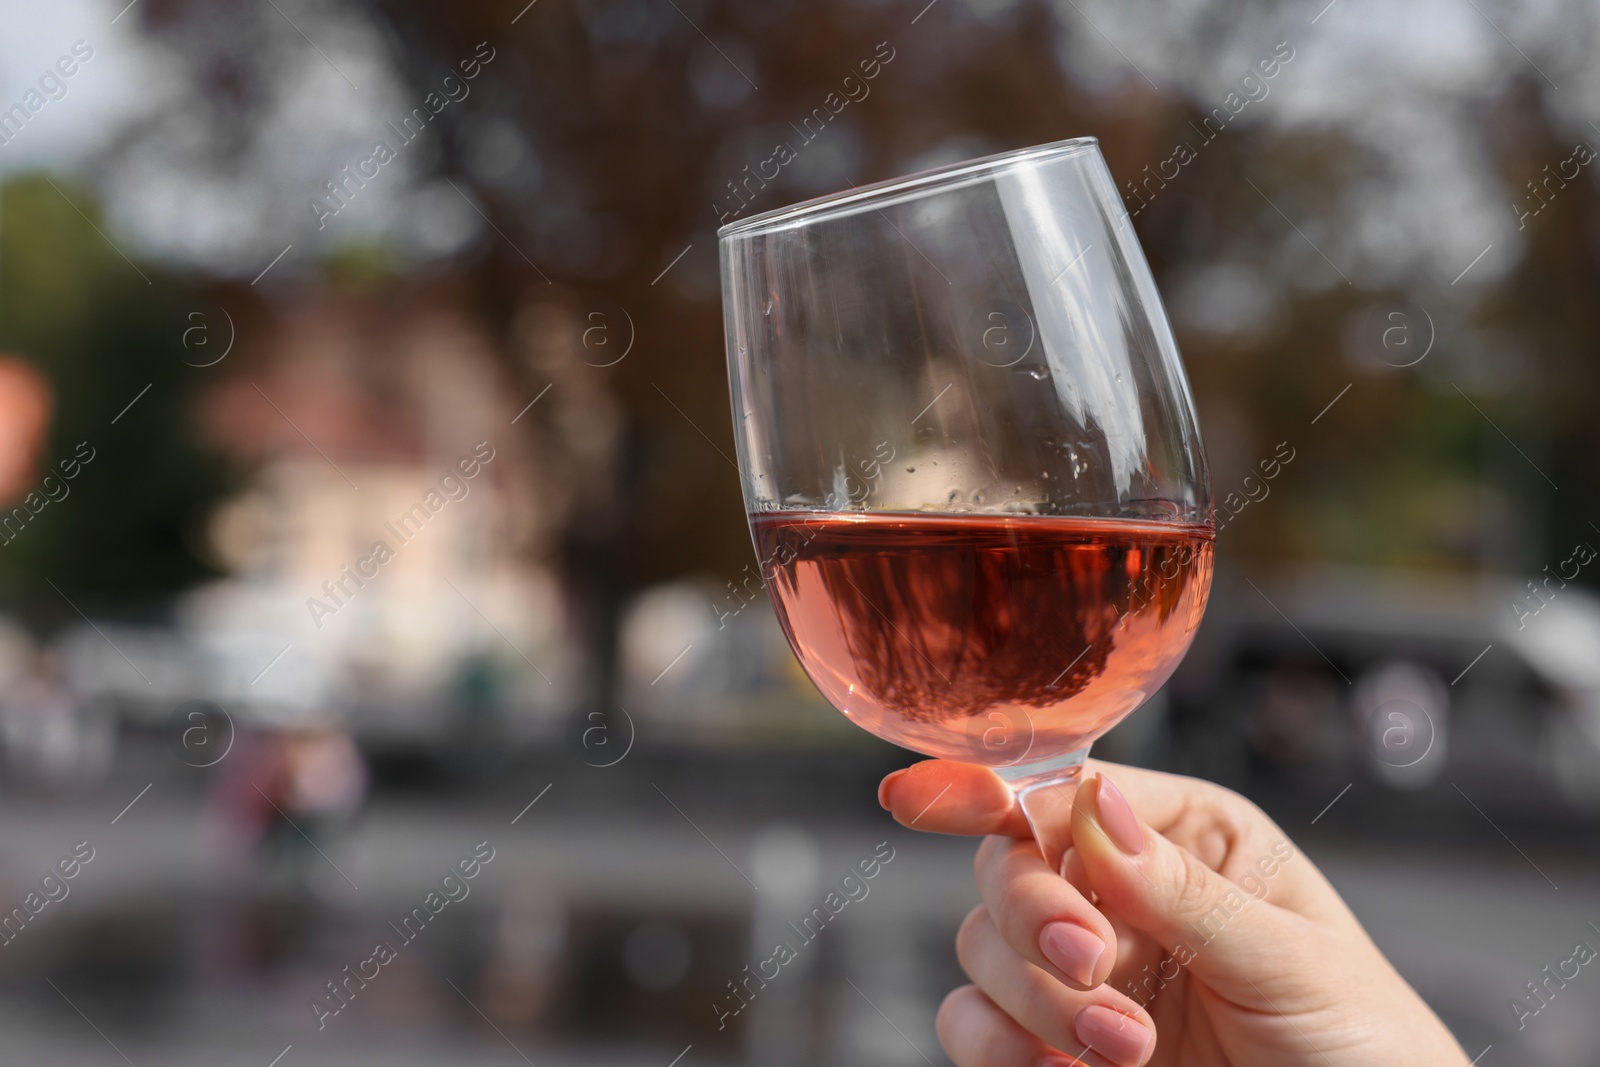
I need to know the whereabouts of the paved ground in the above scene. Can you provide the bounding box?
[1,741,1597,1066]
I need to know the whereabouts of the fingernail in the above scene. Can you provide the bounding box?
[878,769,909,810]
[1036,1057,1079,1067]
[1093,776,1145,855]
[1074,1004,1151,1066]
[1039,921,1105,986]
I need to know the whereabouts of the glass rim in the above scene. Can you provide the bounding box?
[717,135,1101,240]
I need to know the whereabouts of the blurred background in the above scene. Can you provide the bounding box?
[1,0,1598,1063]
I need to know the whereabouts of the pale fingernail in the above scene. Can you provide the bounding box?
[1074,1004,1152,1066]
[1039,921,1105,986]
[877,768,909,810]
[1092,775,1145,855]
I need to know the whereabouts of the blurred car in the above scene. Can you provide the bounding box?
[1160,567,1600,811]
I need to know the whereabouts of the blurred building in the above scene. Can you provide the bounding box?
[176,279,578,741]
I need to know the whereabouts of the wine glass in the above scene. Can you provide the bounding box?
[718,137,1213,870]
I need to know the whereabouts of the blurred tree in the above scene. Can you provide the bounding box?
[0,174,228,624]
[1478,77,1600,567]
[115,0,1600,659]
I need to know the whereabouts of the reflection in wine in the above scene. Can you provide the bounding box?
[754,511,1214,765]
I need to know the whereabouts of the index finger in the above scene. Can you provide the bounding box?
[879,757,1242,839]
[878,760,1032,837]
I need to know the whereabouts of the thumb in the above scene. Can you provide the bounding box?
[1071,773,1309,1001]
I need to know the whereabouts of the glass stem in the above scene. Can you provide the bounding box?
[994,746,1091,875]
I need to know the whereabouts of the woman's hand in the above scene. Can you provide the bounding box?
[878,758,1469,1067]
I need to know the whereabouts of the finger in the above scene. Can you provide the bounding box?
[1072,772,1319,1005]
[881,760,1332,918]
[937,985,1127,1067]
[1082,761,1332,916]
[879,760,1031,837]
[881,757,1273,845]
[1061,846,1096,902]
[974,836,1119,989]
[957,905,1156,1067]
[936,985,1063,1067]
[1079,758,1237,837]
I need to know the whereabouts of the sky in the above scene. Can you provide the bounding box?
[0,0,155,171]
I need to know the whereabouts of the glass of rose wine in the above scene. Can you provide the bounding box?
[718,137,1213,869]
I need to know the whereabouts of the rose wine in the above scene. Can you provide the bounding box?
[753,511,1214,766]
